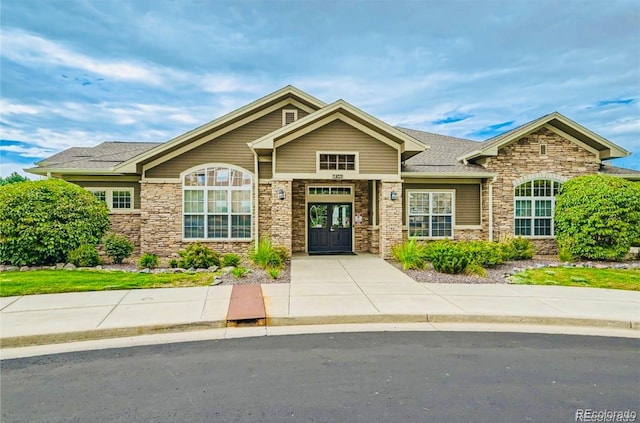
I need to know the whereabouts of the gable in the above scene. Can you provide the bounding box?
[275,119,398,175]
[144,105,309,179]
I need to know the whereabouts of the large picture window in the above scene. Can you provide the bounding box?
[182,166,253,239]
[514,179,561,237]
[407,191,454,238]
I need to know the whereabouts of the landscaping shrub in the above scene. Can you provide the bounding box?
[392,239,425,270]
[499,236,535,261]
[178,243,220,269]
[464,263,488,278]
[459,241,503,268]
[102,233,134,264]
[425,241,469,274]
[557,245,574,263]
[0,179,109,265]
[67,244,102,267]
[138,253,159,269]
[168,258,179,268]
[555,175,640,261]
[251,239,285,269]
[267,267,280,279]
[221,253,241,267]
[231,266,250,278]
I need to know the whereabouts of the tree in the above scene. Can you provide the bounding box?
[0,172,29,185]
[0,179,110,265]
[554,174,640,261]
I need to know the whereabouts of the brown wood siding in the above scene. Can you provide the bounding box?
[275,120,398,174]
[146,106,309,178]
[71,180,141,209]
[402,183,481,226]
[258,161,273,179]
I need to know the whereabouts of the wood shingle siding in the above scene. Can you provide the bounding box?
[402,183,481,226]
[145,106,308,178]
[275,120,398,174]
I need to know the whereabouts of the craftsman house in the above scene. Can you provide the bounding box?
[27,86,639,258]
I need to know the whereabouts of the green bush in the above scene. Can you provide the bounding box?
[138,253,159,269]
[459,241,503,268]
[168,258,178,268]
[102,233,134,264]
[499,237,535,261]
[557,245,574,262]
[267,267,280,279]
[555,175,640,261]
[221,253,241,267]
[392,239,425,270]
[251,239,286,269]
[0,172,28,185]
[67,244,102,267]
[464,263,488,278]
[0,179,109,265]
[178,243,220,269]
[231,266,250,278]
[425,241,469,274]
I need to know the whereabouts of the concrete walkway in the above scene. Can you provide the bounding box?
[1,254,639,350]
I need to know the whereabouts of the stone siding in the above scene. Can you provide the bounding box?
[378,181,403,259]
[108,212,141,255]
[270,180,293,255]
[481,127,600,254]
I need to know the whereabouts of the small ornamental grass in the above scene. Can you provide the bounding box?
[138,253,159,269]
[392,239,425,270]
[251,239,288,269]
[231,266,250,278]
[221,253,241,268]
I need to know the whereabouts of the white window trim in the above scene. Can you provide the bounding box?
[316,151,360,175]
[180,164,254,242]
[406,189,456,240]
[282,109,298,126]
[514,180,559,239]
[86,187,134,212]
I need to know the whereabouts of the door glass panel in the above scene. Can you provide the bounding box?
[331,204,351,228]
[309,205,328,228]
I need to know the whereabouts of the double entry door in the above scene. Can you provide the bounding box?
[308,203,352,253]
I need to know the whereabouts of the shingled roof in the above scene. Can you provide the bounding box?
[33,142,162,171]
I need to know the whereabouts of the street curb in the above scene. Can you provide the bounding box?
[1,315,637,349]
[0,321,226,349]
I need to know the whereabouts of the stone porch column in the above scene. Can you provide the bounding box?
[378,180,403,259]
[270,180,293,255]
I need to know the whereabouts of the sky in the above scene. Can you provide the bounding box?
[1,0,639,177]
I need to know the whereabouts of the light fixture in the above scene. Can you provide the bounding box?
[277,188,285,200]
[389,191,398,201]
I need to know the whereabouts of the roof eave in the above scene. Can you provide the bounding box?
[401,171,497,178]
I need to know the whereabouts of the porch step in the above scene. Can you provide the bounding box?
[226,285,266,327]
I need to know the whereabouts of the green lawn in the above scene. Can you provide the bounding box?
[511,267,640,291]
[0,270,214,297]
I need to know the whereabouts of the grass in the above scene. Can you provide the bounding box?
[0,270,213,297]
[511,268,640,291]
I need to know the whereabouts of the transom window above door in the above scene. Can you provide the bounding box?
[318,153,357,171]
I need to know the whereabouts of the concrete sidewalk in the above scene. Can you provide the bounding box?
[1,254,639,349]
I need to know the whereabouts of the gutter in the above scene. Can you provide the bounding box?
[250,145,260,252]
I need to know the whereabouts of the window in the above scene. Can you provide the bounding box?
[539,144,547,155]
[318,153,357,171]
[282,109,298,126]
[87,188,133,211]
[407,191,454,238]
[514,179,561,237]
[308,186,353,196]
[182,166,252,239]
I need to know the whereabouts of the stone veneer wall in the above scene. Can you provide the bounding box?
[270,180,293,255]
[368,227,380,254]
[378,181,403,259]
[140,182,254,259]
[481,127,600,255]
[109,212,141,255]
[258,182,273,242]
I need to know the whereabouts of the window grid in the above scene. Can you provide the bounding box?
[318,154,356,171]
[407,191,454,239]
[308,186,353,196]
[87,188,133,211]
[514,180,561,237]
[183,166,252,240]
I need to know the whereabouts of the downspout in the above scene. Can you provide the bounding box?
[488,176,497,242]
[251,146,260,252]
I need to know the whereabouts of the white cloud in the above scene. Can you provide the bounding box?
[0,144,56,158]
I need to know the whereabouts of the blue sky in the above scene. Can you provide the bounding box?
[1,0,639,176]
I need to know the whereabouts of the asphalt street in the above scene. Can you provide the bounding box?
[2,332,639,423]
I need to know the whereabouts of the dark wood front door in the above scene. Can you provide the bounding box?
[308,203,353,253]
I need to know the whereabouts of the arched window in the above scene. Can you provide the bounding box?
[514,179,561,237]
[182,166,252,239]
